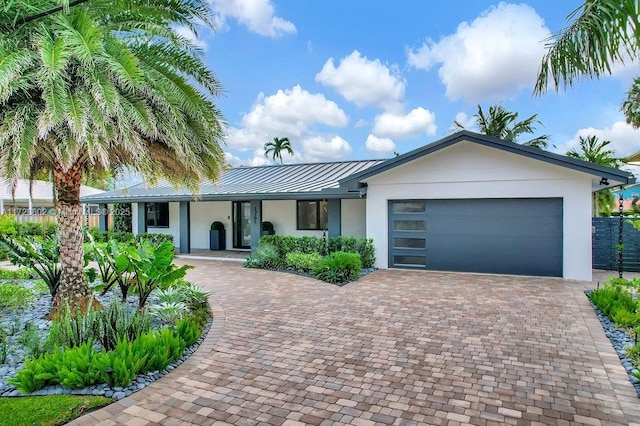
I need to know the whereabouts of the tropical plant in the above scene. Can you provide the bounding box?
[93,300,150,352]
[264,137,294,164]
[313,251,362,284]
[535,1,640,127]
[0,0,226,311]
[454,104,550,149]
[0,234,62,297]
[128,241,193,309]
[567,135,624,216]
[87,235,136,302]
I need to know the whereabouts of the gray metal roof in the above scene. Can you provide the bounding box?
[340,130,636,190]
[82,159,385,203]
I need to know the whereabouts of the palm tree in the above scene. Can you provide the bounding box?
[567,135,623,216]
[264,137,294,164]
[534,1,640,126]
[454,104,550,149]
[0,0,225,310]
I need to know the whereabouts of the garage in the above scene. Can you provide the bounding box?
[388,198,563,277]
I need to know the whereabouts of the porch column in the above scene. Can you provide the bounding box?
[250,200,262,250]
[137,202,146,234]
[328,199,342,238]
[179,201,190,254]
[98,203,108,232]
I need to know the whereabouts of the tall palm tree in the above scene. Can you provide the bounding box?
[0,0,225,309]
[567,135,624,216]
[454,104,550,149]
[264,137,294,164]
[534,1,640,125]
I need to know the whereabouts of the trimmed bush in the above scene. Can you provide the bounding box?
[135,233,175,246]
[259,235,375,268]
[285,252,323,272]
[313,251,362,284]
[244,243,283,269]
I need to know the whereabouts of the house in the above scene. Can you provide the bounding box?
[1,179,103,215]
[82,131,635,281]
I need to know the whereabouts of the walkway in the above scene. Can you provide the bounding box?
[71,261,640,425]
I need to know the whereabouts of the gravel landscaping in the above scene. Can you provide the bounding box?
[0,281,211,400]
[587,289,640,397]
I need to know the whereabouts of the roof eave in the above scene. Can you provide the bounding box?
[338,130,635,186]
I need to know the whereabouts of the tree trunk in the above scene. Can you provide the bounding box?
[51,159,92,312]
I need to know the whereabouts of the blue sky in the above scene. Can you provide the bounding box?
[181,0,640,170]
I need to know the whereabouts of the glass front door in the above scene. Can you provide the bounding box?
[233,201,252,249]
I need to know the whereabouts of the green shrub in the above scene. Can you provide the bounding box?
[108,336,147,388]
[285,252,323,272]
[589,287,637,317]
[181,282,211,310]
[148,301,189,324]
[243,243,282,269]
[611,308,640,328]
[9,341,110,393]
[131,328,186,373]
[0,327,8,363]
[0,214,17,235]
[0,235,61,297]
[260,235,375,268]
[46,300,100,349]
[135,233,175,247]
[0,267,33,280]
[0,282,36,309]
[93,301,150,352]
[154,286,186,304]
[625,343,640,365]
[85,228,134,244]
[175,316,201,346]
[313,251,362,284]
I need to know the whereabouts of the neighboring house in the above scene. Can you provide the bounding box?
[628,150,640,164]
[612,183,640,212]
[1,179,103,215]
[82,131,634,281]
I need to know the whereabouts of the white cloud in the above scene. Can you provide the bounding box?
[559,121,640,157]
[301,135,352,161]
[224,152,243,167]
[242,85,349,137]
[373,107,437,139]
[225,127,266,152]
[365,135,396,156]
[407,2,550,103]
[316,50,405,109]
[211,0,296,38]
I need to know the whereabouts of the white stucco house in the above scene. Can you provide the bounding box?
[82,131,635,281]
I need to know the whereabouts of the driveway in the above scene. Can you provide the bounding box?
[71,261,640,425]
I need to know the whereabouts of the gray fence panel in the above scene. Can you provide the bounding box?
[593,217,640,272]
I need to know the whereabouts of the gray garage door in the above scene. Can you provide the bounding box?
[388,198,563,277]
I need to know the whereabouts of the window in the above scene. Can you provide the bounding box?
[146,202,169,228]
[297,200,328,230]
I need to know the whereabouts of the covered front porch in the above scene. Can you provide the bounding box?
[93,198,366,254]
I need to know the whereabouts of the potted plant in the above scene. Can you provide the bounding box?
[261,221,275,236]
[209,221,226,250]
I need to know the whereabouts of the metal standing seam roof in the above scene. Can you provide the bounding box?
[81,159,386,203]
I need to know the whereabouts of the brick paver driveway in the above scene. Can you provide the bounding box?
[72,260,640,425]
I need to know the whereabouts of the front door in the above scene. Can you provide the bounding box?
[233,201,252,249]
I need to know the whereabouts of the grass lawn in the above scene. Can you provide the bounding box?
[0,395,112,426]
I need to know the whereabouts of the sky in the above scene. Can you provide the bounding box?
[175,0,640,174]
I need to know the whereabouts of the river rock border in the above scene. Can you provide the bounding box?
[0,315,212,400]
[586,290,640,397]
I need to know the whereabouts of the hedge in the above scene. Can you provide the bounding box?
[259,235,375,268]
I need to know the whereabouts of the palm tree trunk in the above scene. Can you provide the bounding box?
[52,158,92,311]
